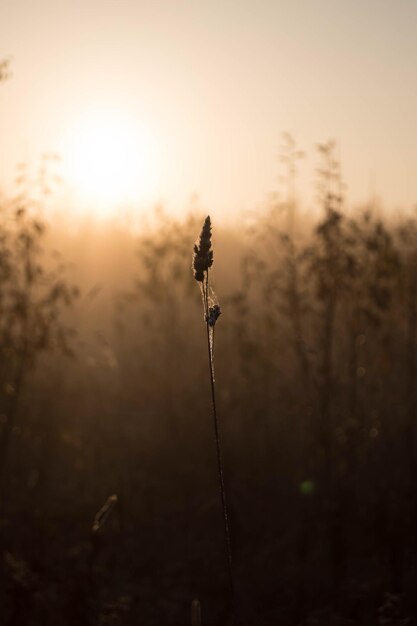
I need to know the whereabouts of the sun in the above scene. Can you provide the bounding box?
[61,109,160,217]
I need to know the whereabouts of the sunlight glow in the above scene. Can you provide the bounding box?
[61,109,160,217]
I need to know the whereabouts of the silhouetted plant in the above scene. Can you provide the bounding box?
[0,199,78,484]
[278,132,304,235]
[193,216,235,621]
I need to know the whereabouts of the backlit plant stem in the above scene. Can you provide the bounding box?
[203,269,234,603]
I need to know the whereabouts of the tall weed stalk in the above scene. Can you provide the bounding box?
[193,216,235,617]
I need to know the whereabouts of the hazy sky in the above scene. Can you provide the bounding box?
[0,0,417,219]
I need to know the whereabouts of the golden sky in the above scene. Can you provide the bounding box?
[0,0,417,219]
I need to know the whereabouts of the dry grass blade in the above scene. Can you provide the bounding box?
[191,598,202,626]
[92,494,118,533]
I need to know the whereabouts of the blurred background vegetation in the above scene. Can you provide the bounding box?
[1,56,417,626]
[1,136,417,626]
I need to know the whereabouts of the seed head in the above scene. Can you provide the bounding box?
[206,304,221,327]
[193,216,213,282]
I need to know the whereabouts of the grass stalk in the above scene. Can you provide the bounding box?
[203,270,234,602]
[193,217,235,620]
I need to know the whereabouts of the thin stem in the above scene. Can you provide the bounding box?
[204,270,235,610]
